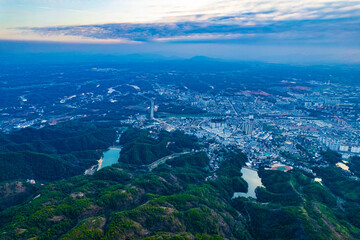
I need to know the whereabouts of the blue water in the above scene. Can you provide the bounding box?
[99,147,121,170]
[233,168,263,199]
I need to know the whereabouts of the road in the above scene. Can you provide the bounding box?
[148,151,190,171]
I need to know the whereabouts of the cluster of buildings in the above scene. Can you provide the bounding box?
[1,66,360,180]
[320,137,360,153]
[121,77,360,179]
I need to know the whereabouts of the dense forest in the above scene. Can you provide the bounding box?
[119,128,199,165]
[0,121,116,182]
[0,127,359,239]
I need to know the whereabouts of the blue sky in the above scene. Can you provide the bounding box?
[1,0,360,63]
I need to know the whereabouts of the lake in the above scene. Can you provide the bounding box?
[233,167,263,199]
[98,147,122,170]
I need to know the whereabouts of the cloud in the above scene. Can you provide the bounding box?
[12,0,360,45]
[22,17,360,46]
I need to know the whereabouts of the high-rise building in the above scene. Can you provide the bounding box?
[339,145,349,152]
[150,99,154,119]
[243,115,254,135]
[351,146,360,153]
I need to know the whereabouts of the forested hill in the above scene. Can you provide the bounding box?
[0,121,116,182]
[119,128,199,165]
[0,127,360,239]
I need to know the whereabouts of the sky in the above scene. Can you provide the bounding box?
[1,0,360,63]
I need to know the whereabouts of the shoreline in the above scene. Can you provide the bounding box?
[84,146,122,175]
[97,156,103,171]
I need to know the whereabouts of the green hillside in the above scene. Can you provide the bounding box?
[0,121,116,182]
[0,127,359,239]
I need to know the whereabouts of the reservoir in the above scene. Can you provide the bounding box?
[85,128,126,175]
[233,167,264,199]
[98,147,122,170]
